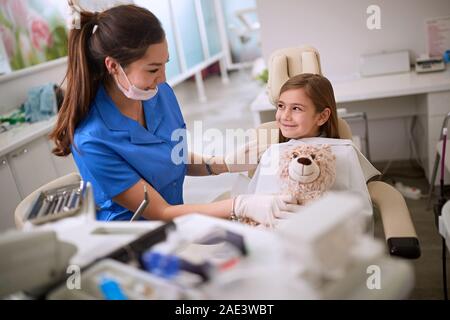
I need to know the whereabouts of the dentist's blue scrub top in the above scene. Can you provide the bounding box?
[71,83,187,221]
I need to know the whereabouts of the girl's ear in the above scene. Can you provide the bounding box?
[317,107,331,126]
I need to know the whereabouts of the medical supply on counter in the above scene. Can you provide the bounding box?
[23,83,59,123]
[444,50,450,63]
[141,251,213,283]
[99,277,128,300]
[0,107,26,125]
[140,227,247,285]
[48,259,186,300]
[24,180,88,225]
[142,251,181,279]
[194,227,247,256]
[415,55,446,73]
[360,50,410,77]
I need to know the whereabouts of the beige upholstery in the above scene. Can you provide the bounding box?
[14,172,81,229]
[368,181,417,238]
[267,46,322,105]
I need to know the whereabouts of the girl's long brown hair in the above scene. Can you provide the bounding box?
[278,73,340,143]
[49,3,165,156]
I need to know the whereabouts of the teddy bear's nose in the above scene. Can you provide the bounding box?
[297,157,312,165]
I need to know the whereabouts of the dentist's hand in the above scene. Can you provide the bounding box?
[206,139,271,173]
[232,194,299,227]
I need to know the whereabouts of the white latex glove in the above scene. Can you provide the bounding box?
[233,194,299,228]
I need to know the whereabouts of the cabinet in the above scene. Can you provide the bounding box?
[0,135,79,231]
[47,139,78,177]
[0,157,22,231]
[7,137,58,199]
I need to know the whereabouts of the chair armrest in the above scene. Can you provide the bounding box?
[368,181,421,259]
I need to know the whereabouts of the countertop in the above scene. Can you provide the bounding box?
[0,116,56,158]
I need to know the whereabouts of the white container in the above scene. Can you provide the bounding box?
[360,51,410,77]
[47,259,189,300]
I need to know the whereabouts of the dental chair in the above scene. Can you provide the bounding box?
[226,46,421,259]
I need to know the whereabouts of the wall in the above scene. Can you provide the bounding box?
[0,0,227,114]
[256,0,450,81]
[0,58,67,114]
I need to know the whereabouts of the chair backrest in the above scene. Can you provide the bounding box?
[267,45,322,105]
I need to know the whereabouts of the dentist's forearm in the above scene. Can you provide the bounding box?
[186,152,209,176]
[186,163,210,176]
[186,152,228,175]
[159,199,233,220]
[210,162,228,174]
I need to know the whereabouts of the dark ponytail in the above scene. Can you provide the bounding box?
[50,2,165,156]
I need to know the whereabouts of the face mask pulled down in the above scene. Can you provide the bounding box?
[114,65,158,101]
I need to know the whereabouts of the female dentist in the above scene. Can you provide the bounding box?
[50,4,297,225]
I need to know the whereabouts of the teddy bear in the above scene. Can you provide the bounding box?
[234,144,336,228]
[278,144,336,205]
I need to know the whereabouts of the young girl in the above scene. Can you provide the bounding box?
[50,3,298,225]
[247,73,380,219]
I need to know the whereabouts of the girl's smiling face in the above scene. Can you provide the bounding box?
[276,88,330,139]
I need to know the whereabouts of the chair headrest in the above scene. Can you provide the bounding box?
[267,46,322,105]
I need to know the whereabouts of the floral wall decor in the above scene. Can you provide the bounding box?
[0,0,68,72]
